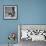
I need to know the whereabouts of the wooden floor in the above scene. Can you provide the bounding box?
[0,40,46,46]
[19,40,46,46]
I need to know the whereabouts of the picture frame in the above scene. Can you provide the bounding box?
[18,24,46,42]
[3,5,17,20]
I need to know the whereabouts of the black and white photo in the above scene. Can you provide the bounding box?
[3,5,17,19]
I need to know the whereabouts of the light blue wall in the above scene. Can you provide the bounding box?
[20,0,46,24]
[0,0,46,44]
[0,0,19,44]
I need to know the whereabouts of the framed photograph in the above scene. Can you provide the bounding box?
[18,24,46,42]
[3,5,17,19]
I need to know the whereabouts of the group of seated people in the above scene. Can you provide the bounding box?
[21,29,46,41]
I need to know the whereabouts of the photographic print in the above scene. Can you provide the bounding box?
[18,25,46,46]
[3,5,17,19]
[18,24,46,41]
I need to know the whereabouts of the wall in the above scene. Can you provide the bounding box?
[0,0,19,44]
[0,0,46,44]
[20,0,46,24]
